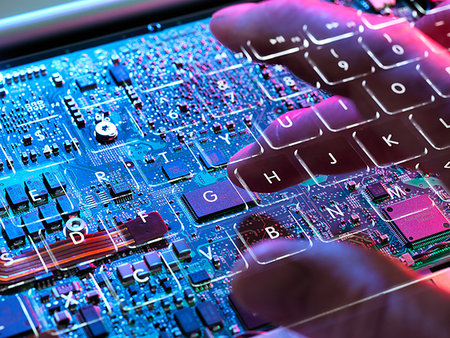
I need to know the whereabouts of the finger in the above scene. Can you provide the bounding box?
[227,96,375,192]
[415,1,450,49]
[232,239,450,338]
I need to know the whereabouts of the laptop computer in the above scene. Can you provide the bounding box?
[0,0,448,336]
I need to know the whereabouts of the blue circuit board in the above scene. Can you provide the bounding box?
[0,1,448,337]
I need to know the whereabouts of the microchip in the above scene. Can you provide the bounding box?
[39,202,63,231]
[188,269,211,286]
[110,182,132,201]
[182,180,259,222]
[173,239,191,260]
[5,184,29,211]
[0,296,41,338]
[117,263,134,283]
[162,160,190,181]
[2,218,26,247]
[132,261,150,279]
[56,195,80,220]
[22,211,45,241]
[24,178,49,206]
[160,250,179,272]
[125,211,168,245]
[384,195,450,249]
[174,308,202,338]
[79,305,109,338]
[76,75,97,91]
[366,182,389,202]
[43,172,66,196]
[196,301,224,331]
[229,294,269,330]
[109,65,131,86]
[55,281,82,296]
[143,251,162,272]
[199,149,228,170]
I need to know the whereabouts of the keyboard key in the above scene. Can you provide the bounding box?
[362,64,435,114]
[245,33,307,62]
[260,110,323,149]
[235,212,310,263]
[417,151,450,201]
[410,105,450,150]
[353,118,428,166]
[181,180,258,222]
[313,96,379,132]
[231,152,309,193]
[305,38,375,85]
[303,16,362,44]
[417,62,450,98]
[295,136,369,178]
[358,24,429,68]
[359,13,407,30]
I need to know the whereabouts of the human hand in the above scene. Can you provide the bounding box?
[210,0,450,193]
[210,1,450,337]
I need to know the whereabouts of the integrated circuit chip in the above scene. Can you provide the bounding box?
[162,160,190,181]
[384,195,450,249]
[174,307,202,337]
[0,295,40,337]
[76,75,97,91]
[110,182,132,201]
[109,65,131,86]
[199,149,228,170]
[182,180,259,222]
[188,269,211,286]
[366,182,389,202]
[196,301,224,331]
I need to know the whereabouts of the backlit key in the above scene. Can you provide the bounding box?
[362,64,435,114]
[305,38,375,85]
[353,118,428,166]
[410,105,450,150]
[417,62,450,98]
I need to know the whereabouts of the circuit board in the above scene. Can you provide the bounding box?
[0,0,448,337]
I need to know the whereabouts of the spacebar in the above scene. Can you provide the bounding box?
[182,181,259,222]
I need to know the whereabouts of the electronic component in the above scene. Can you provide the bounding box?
[65,217,88,236]
[110,182,132,200]
[182,181,258,222]
[109,65,131,86]
[199,149,228,170]
[95,120,118,144]
[76,75,97,91]
[174,308,202,338]
[39,202,63,231]
[196,301,224,331]
[229,294,269,330]
[162,160,190,181]
[117,263,134,283]
[160,251,179,272]
[188,269,211,286]
[54,310,72,326]
[54,281,82,296]
[5,184,29,211]
[125,211,168,245]
[43,172,66,196]
[144,251,163,273]
[384,195,450,249]
[173,239,191,260]
[2,218,26,247]
[366,182,389,202]
[22,210,45,241]
[132,261,150,279]
[79,305,109,338]
[24,178,49,206]
[56,195,80,220]
[0,296,41,337]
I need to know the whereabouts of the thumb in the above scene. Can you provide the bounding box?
[232,239,450,338]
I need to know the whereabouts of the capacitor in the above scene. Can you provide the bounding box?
[95,120,118,144]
